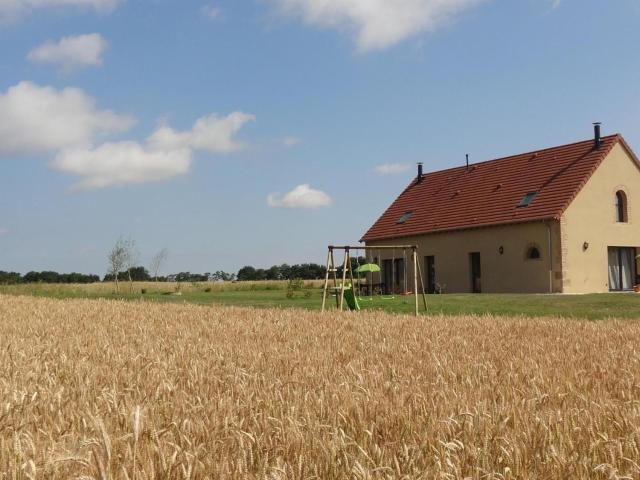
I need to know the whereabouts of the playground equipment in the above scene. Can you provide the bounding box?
[342,282,360,311]
[321,245,428,316]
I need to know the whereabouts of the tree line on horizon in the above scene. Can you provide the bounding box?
[0,271,100,284]
[236,263,326,281]
[0,237,329,286]
[0,263,328,285]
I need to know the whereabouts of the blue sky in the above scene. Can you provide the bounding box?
[1,0,639,276]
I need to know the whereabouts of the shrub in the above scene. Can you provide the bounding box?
[286,278,304,300]
[288,279,304,291]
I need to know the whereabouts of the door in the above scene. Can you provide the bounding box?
[608,247,635,291]
[470,252,482,293]
[382,259,392,295]
[425,256,435,293]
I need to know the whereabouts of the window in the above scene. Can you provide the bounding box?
[397,211,413,224]
[615,191,628,223]
[517,192,537,208]
[526,246,541,260]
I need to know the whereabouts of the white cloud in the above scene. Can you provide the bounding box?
[201,4,221,19]
[268,0,485,51]
[267,184,332,208]
[52,112,255,189]
[28,33,107,72]
[148,112,255,153]
[0,0,119,22]
[52,142,192,190]
[374,163,411,175]
[283,136,301,148]
[0,81,135,155]
[0,81,254,189]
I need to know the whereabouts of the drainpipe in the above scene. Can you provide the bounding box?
[546,221,553,294]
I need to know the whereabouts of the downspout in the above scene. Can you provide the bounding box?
[546,221,553,294]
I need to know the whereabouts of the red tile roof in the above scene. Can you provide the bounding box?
[362,134,636,242]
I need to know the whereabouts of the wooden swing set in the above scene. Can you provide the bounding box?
[321,245,428,316]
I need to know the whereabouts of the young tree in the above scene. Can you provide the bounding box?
[149,248,169,281]
[122,237,139,293]
[107,238,128,293]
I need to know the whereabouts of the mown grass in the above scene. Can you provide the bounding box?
[1,281,639,319]
[1,294,640,478]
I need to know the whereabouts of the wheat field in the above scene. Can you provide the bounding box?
[1,294,639,479]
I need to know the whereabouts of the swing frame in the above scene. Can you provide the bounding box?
[321,245,428,316]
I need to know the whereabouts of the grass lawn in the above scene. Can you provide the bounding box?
[1,282,639,319]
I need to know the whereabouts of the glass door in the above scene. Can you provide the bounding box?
[382,258,405,294]
[608,247,635,291]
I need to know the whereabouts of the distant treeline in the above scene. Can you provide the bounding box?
[0,263,327,285]
[0,271,100,284]
[104,267,236,283]
[237,263,326,281]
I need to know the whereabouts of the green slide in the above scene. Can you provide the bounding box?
[342,283,360,311]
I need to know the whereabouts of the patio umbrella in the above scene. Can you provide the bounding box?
[355,263,381,273]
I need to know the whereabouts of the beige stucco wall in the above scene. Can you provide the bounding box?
[561,143,640,293]
[365,220,562,294]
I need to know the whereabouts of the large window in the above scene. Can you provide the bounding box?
[382,258,405,294]
[615,191,628,223]
[608,247,635,291]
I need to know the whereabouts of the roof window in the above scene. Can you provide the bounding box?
[397,211,413,224]
[517,192,537,208]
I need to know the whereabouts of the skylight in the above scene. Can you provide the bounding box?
[397,211,413,224]
[518,192,537,208]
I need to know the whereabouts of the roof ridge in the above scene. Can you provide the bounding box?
[418,134,621,177]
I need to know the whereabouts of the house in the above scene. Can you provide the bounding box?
[361,125,639,294]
